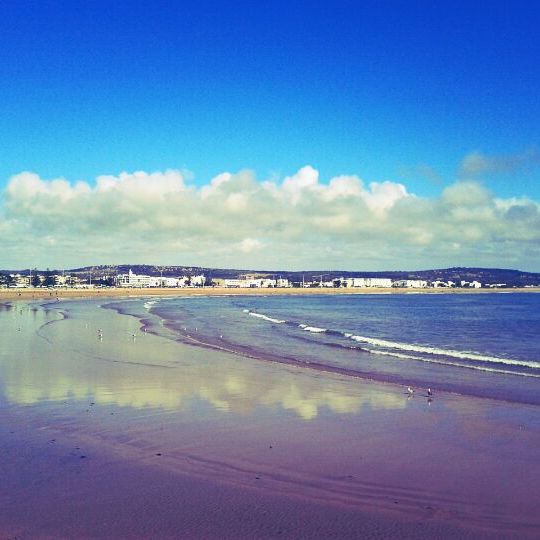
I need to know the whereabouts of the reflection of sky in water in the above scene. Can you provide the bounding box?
[0,302,405,420]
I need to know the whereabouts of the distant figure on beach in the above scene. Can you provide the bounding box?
[407,386,414,396]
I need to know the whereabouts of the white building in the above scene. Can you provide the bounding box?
[393,280,428,288]
[117,270,159,287]
[223,278,259,288]
[190,274,207,287]
[160,276,184,287]
[461,280,482,288]
[346,277,393,288]
[224,279,247,288]
[117,270,207,288]
[223,277,288,288]
[10,274,30,287]
[345,277,366,288]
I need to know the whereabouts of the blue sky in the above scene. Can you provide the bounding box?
[1,1,540,270]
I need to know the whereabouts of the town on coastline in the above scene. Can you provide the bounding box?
[0,267,522,290]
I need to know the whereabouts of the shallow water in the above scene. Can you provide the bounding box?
[106,293,540,405]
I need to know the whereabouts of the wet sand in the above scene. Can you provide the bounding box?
[0,299,539,538]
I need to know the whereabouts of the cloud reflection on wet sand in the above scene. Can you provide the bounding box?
[0,302,405,420]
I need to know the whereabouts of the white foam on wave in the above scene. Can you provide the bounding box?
[143,300,158,310]
[348,334,540,369]
[248,312,285,324]
[370,349,540,378]
[240,307,539,372]
[299,324,327,333]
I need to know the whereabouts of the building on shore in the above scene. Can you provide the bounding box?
[190,275,207,287]
[117,270,160,288]
[8,274,30,288]
[343,277,393,288]
[461,280,482,288]
[116,269,206,288]
[223,277,289,288]
[393,279,428,288]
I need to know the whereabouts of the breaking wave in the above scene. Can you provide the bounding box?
[369,350,540,378]
[347,334,540,369]
[245,310,285,324]
[242,308,540,376]
[299,324,327,333]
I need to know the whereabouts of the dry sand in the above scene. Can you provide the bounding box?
[1,285,538,303]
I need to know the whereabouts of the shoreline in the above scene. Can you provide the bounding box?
[115,302,540,409]
[1,285,539,302]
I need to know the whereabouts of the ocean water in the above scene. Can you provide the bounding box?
[106,293,540,406]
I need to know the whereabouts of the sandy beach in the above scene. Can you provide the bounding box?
[1,285,539,303]
[0,297,539,539]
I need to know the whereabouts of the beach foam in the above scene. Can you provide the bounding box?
[370,349,540,378]
[347,334,540,369]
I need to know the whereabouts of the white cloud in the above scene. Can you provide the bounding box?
[281,165,320,204]
[459,148,540,177]
[238,238,262,253]
[1,166,539,270]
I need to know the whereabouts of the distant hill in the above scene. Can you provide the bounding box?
[2,265,540,287]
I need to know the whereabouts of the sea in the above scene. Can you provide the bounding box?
[106,292,540,406]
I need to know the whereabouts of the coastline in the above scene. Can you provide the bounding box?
[1,297,539,538]
[1,285,539,302]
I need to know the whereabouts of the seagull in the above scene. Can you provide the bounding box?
[407,386,414,396]
[427,388,433,397]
